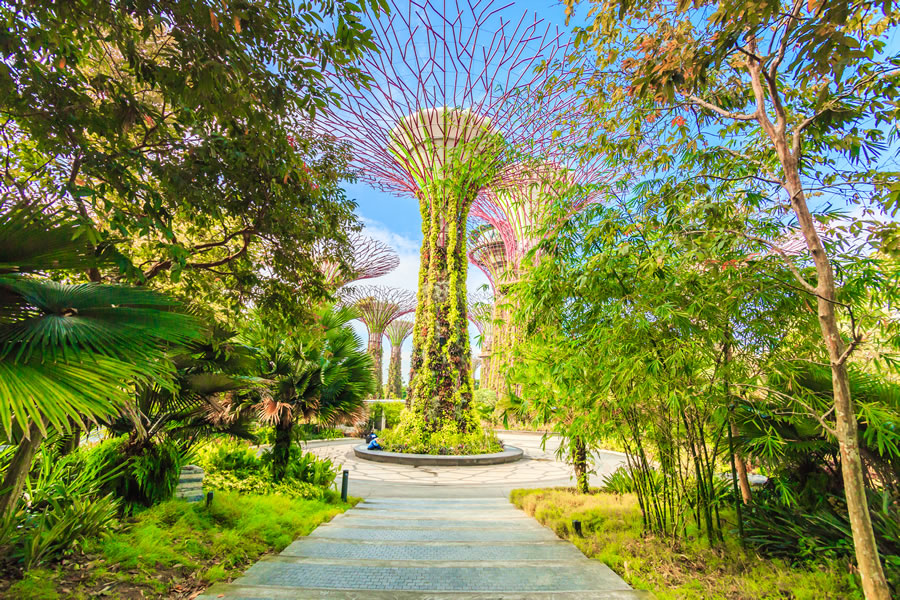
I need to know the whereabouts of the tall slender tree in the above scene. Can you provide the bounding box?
[565,0,898,594]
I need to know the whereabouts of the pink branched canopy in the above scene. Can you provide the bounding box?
[467,217,508,292]
[317,232,399,287]
[340,285,417,335]
[313,0,586,198]
[467,289,493,335]
[385,319,415,347]
[470,160,619,271]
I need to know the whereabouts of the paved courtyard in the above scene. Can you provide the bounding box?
[200,497,648,599]
[300,431,628,498]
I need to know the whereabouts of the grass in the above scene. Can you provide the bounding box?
[510,488,862,600]
[5,491,356,599]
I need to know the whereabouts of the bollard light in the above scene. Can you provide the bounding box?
[572,519,583,537]
[341,470,349,502]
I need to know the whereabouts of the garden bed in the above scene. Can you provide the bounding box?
[0,492,355,600]
[354,443,523,466]
[511,488,865,599]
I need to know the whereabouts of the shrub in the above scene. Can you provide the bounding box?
[0,449,120,569]
[195,439,262,475]
[260,445,338,488]
[744,486,900,589]
[204,471,328,501]
[84,436,185,512]
[378,410,503,455]
[369,402,404,429]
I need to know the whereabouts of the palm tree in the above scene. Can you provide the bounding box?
[250,305,375,481]
[0,204,202,517]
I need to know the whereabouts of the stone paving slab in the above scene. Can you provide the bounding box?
[237,562,632,592]
[309,525,559,543]
[332,517,545,529]
[281,539,585,562]
[200,584,651,599]
[200,497,643,599]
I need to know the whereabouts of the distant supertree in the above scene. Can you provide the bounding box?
[315,0,585,432]
[317,232,399,287]
[467,219,509,294]
[341,285,417,394]
[467,291,494,389]
[384,319,414,399]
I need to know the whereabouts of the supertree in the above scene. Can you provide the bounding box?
[384,319,414,399]
[315,0,583,432]
[466,291,494,389]
[468,160,614,396]
[316,232,400,288]
[341,285,417,395]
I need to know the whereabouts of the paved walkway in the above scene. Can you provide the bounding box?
[199,497,648,599]
[301,431,628,498]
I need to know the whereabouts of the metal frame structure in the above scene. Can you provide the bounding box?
[317,232,400,287]
[316,0,587,430]
[341,285,417,394]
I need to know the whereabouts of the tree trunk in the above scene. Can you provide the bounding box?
[572,436,589,493]
[731,422,752,504]
[776,143,890,598]
[271,420,293,482]
[366,335,384,397]
[0,421,44,519]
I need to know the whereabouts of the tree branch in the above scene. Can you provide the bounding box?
[686,95,757,121]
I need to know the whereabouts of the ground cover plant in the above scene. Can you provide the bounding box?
[377,409,503,455]
[1,491,354,600]
[196,439,341,500]
[511,488,861,599]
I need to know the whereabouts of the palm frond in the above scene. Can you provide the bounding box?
[0,204,102,274]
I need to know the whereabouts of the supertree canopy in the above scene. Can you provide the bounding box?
[467,219,509,294]
[317,232,399,288]
[315,0,582,433]
[341,285,416,394]
[384,319,414,399]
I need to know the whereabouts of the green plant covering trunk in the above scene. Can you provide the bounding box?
[387,344,403,398]
[366,336,384,396]
[396,108,501,433]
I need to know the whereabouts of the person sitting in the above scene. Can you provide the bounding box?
[367,433,382,450]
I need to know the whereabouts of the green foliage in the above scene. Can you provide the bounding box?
[85,436,185,512]
[378,410,502,455]
[472,388,499,423]
[512,488,862,599]
[369,401,404,429]
[195,439,261,475]
[196,439,339,499]
[0,204,202,439]
[7,492,352,598]
[744,488,900,588]
[2,0,383,320]
[0,446,121,569]
[260,446,338,488]
[204,471,329,501]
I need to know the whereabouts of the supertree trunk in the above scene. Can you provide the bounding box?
[341,285,416,399]
[408,183,481,429]
[385,319,413,399]
[367,335,384,394]
[387,344,403,398]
